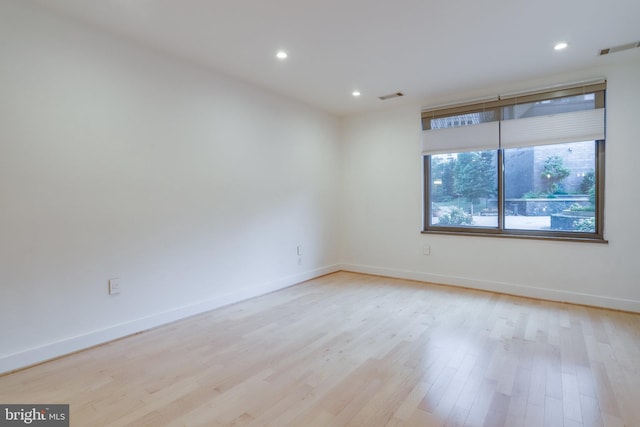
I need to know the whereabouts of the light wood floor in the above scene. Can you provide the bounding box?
[2,272,640,427]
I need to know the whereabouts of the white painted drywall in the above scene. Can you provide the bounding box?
[340,55,640,312]
[0,1,341,372]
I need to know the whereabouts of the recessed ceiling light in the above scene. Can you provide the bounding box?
[554,42,568,51]
[276,51,288,59]
[352,90,361,97]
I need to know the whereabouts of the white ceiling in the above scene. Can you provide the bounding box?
[28,0,640,116]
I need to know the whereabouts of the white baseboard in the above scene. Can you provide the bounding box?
[0,264,341,375]
[338,263,640,313]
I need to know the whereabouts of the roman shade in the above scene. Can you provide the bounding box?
[422,121,499,155]
[421,80,606,154]
[500,108,605,149]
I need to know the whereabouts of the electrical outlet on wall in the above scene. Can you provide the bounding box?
[423,244,431,256]
[109,278,121,295]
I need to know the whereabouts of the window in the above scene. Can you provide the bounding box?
[422,82,606,241]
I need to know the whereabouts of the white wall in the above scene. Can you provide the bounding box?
[0,1,341,373]
[340,55,640,312]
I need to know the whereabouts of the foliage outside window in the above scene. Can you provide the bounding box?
[422,82,605,241]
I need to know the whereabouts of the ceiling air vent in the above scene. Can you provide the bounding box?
[379,92,404,100]
[599,41,640,56]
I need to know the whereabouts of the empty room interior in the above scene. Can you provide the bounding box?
[1,0,640,426]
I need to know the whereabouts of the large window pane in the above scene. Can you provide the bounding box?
[430,111,497,129]
[430,150,498,228]
[504,141,596,232]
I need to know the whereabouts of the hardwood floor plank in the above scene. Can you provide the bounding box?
[523,402,544,427]
[561,373,582,424]
[579,394,603,427]
[543,396,564,427]
[464,379,497,426]
[391,378,432,422]
[482,392,510,427]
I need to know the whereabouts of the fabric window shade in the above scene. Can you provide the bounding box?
[422,121,499,154]
[500,108,605,149]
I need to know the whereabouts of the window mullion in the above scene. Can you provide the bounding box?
[497,148,504,232]
[595,140,605,238]
[423,156,431,231]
